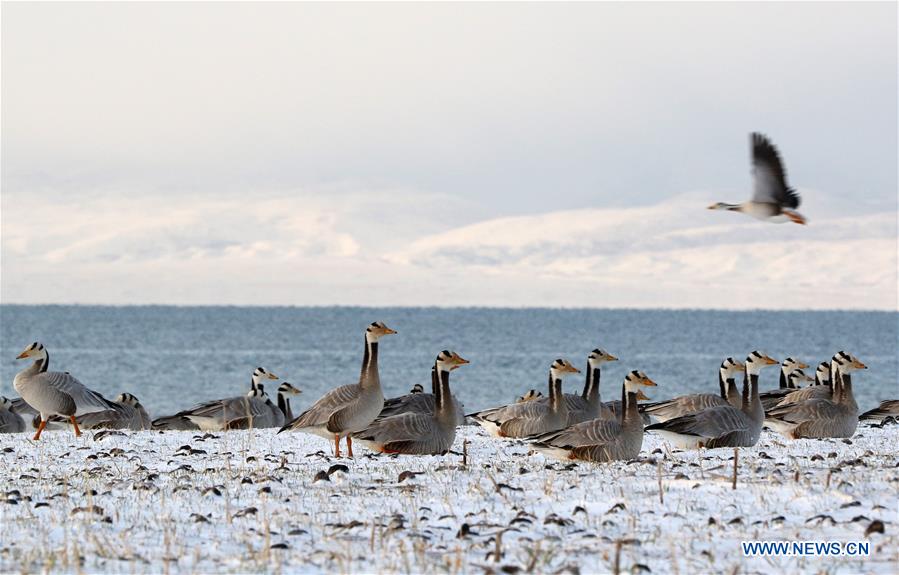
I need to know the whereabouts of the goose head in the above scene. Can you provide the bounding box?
[115,393,142,407]
[835,352,867,374]
[15,342,47,360]
[277,382,302,396]
[787,369,814,388]
[781,357,809,374]
[366,321,397,342]
[409,383,425,394]
[549,358,581,380]
[720,357,746,379]
[252,367,279,387]
[436,350,470,372]
[745,351,778,375]
[0,397,11,411]
[517,389,544,403]
[623,370,657,400]
[587,348,618,368]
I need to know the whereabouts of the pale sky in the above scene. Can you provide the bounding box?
[2,2,896,309]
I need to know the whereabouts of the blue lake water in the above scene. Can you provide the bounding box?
[1,305,896,417]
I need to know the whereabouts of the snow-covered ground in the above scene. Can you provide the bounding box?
[1,425,896,574]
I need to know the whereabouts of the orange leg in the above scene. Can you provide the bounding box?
[33,420,47,441]
[346,436,354,459]
[783,209,807,225]
[334,434,341,458]
[70,415,82,437]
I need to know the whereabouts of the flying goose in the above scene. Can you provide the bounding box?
[278,322,397,458]
[374,360,466,426]
[641,358,745,423]
[0,397,26,434]
[151,367,280,431]
[765,353,867,438]
[708,133,806,224]
[645,351,779,449]
[532,370,657,462]
[14,342,123,440]
[859,400,899,423]
[468,358,581,438]
[352,351,470,454]
[76,393,152,431]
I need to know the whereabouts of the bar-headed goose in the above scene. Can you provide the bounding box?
[860,400,899,423]
[14,342,123,440]
[765,353,867,438]
[760,368,814,410]
[468,358,581,438]
[645,351,779,449]
[563,349,618,425]
[0,397,26,434]
[278,321,396,458]
[275,382,302,421]
[352,351,469,454]
[642,358,745,423]
[375,352,467,426]
[708,133,805,224]
[766,355,843,411]
[532,371,657,462]
[152,367,280,431]
[77,393,152,431]
[517,389,544,403]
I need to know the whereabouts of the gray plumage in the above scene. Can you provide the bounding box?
[468,359,581,438]
[765,353,867,439]
[532,371,657,462]
[375,368,467,426]
[278,322,396,458]
[646,351,778,449]
[353,351,469,455]
[77,393,151,431]
[0,397,26,434]
[859,400,899,422]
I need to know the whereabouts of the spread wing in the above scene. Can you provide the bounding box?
[751,132,800,208]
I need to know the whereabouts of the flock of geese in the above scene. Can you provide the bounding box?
[3,324,896,463]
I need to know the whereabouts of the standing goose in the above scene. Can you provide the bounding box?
[14,342,122,440]
[468,359,581,438]
[563,349,619,425]
[0,397,26,434]
[645,351,779,449]
[275,382,303,421]
[352,351,470,454]
[151,367,280,431]
[532,371,658,462]
[76,393,152,431]
[765,354,867,438]
[278,322,396,458]
[642,358,745,423]
[708,132,806,224]
[860,400,899,423]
